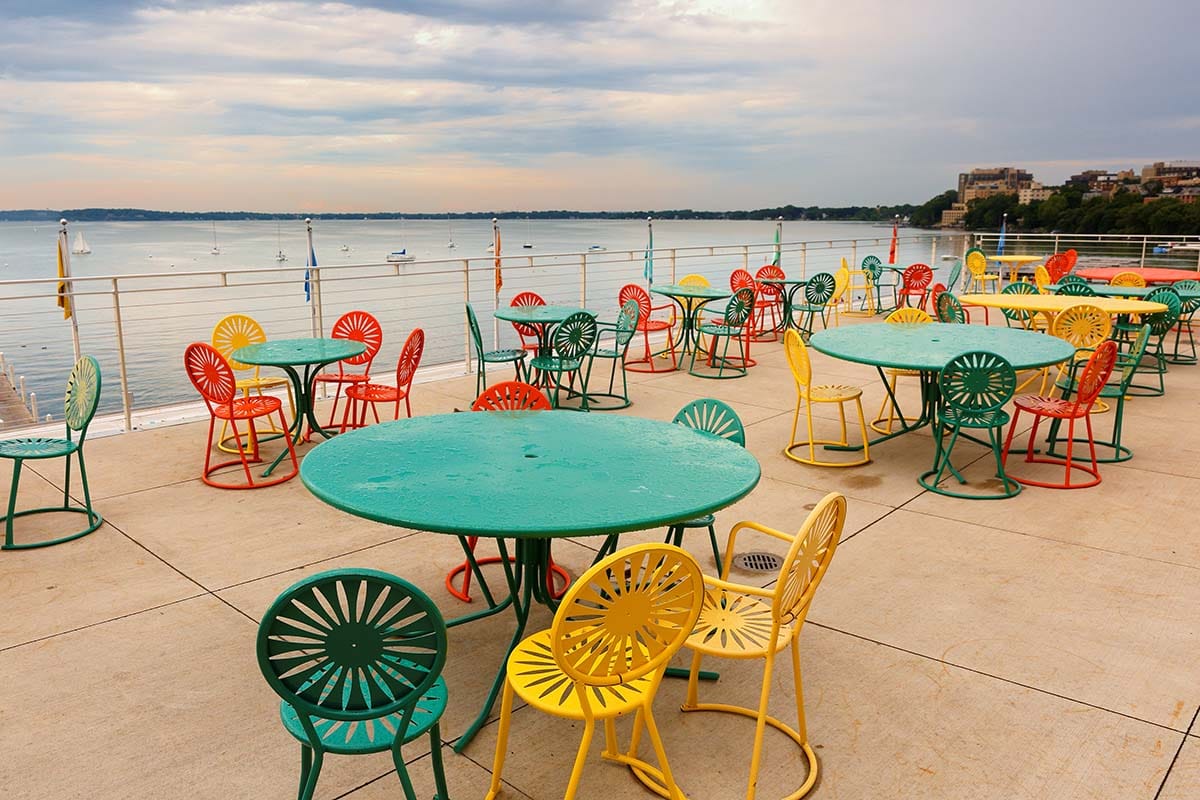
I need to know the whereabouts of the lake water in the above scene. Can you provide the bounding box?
[0,218,957,427]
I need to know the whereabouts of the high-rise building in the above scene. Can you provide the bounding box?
[1141,161,1200,187]
[956,167,1034,203]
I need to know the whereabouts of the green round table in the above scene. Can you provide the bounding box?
[810,322,1073,447]
[233,337,366,475]
[301,410,761,749]
[492,305,596,358]
[651,283,731,364]
[1047,283,1200,301]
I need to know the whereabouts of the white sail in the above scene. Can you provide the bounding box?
[72,231,91,255]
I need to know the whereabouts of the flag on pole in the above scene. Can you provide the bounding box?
[643,217,654,285]
[888,218,898,264]
[772,220,782,267]
[493,220,503,293]
[997,213,1007,256]
[56,228,72,319]
[304,234,316,303]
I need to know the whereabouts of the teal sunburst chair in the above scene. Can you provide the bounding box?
[1167,279,1199,364]
[583,299,640,410]
[691,288,756,379]
[531,311,598,409]
[1,356,103,550]
[793,272,836,338]
[467,303,527,397]
[257,568,450,800]
[1116,287,1180,397]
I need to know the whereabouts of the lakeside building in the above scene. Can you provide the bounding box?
[956,167,1034,203]
[1141,161,1200,187]
[1018,181,1054,204]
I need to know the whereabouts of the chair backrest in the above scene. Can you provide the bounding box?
[803,272,836,304]
[330,310,383,368]
[1044,254,1070,283]
[860,254,882,280]
[1109,271,1146,288]
[211,314,267,372]
[184,342,236,406]
[1033,265,1051,294]
[730,269,755,292]
[946,259,963,292]
[901,263,933,291]
[679,274,710,287]
[783,329,812,389]
[964,247,989,277]
[885,307,932,324]
[465,303,484,357]
[939,351,1016,421]
[1055,281,1096,296]
[721,287,756,328]
[1144,287,1182,335]
[472,381,551,411]
[1063,249,1078,271]
[509,291,546,339]
[1070,340,1119,415]
[1060,274,1087,285]
[612,299,641,347]
[64,355,101,436]
[935,292,966,324]
[999,280,1037,323]
[673,398,745,446]
[770,492,846,626]
[831,262,850,301]
[754,264,784,300]
[929,282,948,305]
[1174,279,1200,315]
[394,328,425,391]
[256,568,447,725]
[1051,304,1111,350]
[551,544,702,692]
[552,312,598,358]
[618,283,654,325]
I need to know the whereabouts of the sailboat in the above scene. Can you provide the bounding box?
[275,222,287,262]
[447,219,456,249]
[522,218,533,249]
[386,218,416,262]
[210,221,220,255]
[72,231,91,255]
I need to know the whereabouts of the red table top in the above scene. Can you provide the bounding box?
[1075,267,1199,284]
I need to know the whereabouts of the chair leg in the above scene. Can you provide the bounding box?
[564,717,596,800]
[391,735,419,800]
[745,651,778,800]
[640,704,686,800]
[706,522,722,569]
[485,679,517,800]
[428,723,450,800]
[4,457,22,549]
[297,745,323,800]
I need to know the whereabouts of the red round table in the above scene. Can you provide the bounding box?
[1075,267,1199,284]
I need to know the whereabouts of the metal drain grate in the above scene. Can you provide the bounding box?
[732,551,784,573]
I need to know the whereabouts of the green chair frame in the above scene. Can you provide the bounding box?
[256,568,450,800]
[1049,324,1150,464]
[1167,279,1199,364]
[1122,287,1180,397]
[946,259,964,293]
[467,303,527,398]
[935,292,967,324]
[2,355,103,550]
[999,281,1038,328]
[582,299,640,410]
[594,399,745,568]
[793,272,835,337]
[1059,274,1087,285]
[1055,281,1097,296]
[860,255,897,312]
[530,311,598,409]
[918,351,1021,499]
[691,287,756,379]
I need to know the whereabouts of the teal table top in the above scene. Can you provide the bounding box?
[810,322,1074,372]
[301,412,761,539]
[234,337,366,367]
[493,305,596,324]
[652,284,730,301]
[1047,284,1200,300]
[759,277,808,286]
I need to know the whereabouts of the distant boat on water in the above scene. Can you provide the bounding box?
[522,218,533,248]
[387,250,415,263]
[210,221,220,255]
[340,244,350,252]
[72,231,91,255]
[588,245,606,251]
[274,222,286,261]
[447,220,457,249]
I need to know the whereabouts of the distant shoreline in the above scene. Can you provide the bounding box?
[0,206,918,223]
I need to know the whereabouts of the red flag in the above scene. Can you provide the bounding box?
[888,221,898,264]
[493,225,503,293]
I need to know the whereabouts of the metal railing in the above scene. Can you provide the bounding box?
[0,231,963,434]
[969,231,1200,270]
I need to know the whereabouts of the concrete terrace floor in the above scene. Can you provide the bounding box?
[3,312,1199,800]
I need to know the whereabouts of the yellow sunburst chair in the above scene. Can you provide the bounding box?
[783,330,870,466]
[210,314,295,454]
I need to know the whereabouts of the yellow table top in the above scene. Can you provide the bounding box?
[987,255,1044,264]
[959,293,1168,315]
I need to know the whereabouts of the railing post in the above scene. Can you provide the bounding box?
[463,259,472,372]
[670,249,677,283]
[851,241,857,268]
[580,254,587,307]
[742,245,749,272]
[29,392,37,422]
[110,278,133,431]
[800,243,807,278]
[1054,233,1060,253]
[1140,237,1147,267]
[930,237,937,265]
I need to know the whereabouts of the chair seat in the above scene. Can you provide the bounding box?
[507,629,652,719]
[792,304,825,313]
[237,375,291,391]
[1013,395,1087,419]
[213,395,283,420]
[279,676,447,756]
[976,274,1000,281]
[898,287,926,296]
[698,324,743,337]
[593,348,623,358]
[529,356,583,372]
[804,383,862,402]
[344,382,409,403]
[938,405,1010,428]
[686,588,794,658]
[0,436,79,460]
[313,372,368,385]
[483,349,527,363]
[638,320,673,333]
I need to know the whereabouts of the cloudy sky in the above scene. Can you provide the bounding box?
[1,0,1196,211]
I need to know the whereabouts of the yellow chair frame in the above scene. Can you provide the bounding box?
[211,314,295,454]
[1109,271,1147,289]
[645,493,847,800]
[871,307,931,434]
[487,543,704,800]
[1047,303,1113,407]
[783,330,870,467]
[1033,264,1051,294]
[965,249,1001,293]
[824,260,851,326]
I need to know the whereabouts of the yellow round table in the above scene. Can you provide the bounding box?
[958,293,1167,328]
[988,254,1044,283]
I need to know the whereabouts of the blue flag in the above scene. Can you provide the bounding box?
[305,242,316,302]
[643,220,654,285]
[997,215,1007,256]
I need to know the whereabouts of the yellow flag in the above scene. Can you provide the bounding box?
[57,233,72,319]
